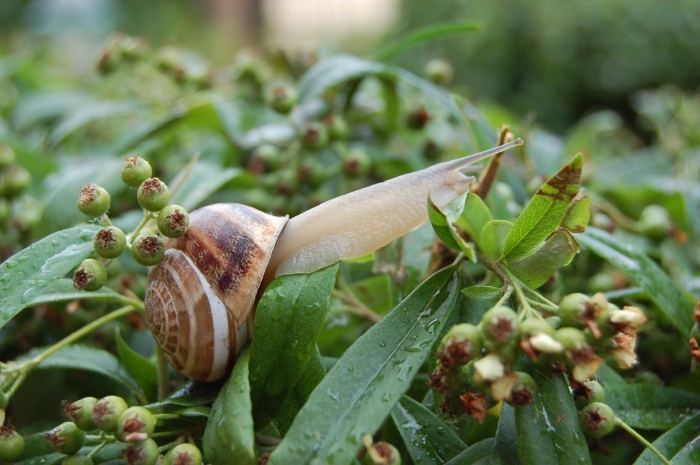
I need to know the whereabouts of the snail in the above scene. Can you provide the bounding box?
[145,138,523,381]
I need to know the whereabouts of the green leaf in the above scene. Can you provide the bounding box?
[22,278,123,307]
[268,267,460,465]
[462,285,503,301]
[530,369,591,464]
[48,100,141,148]
[374,21,482,61]
[145,382,219,409]
[479,220,512,259]
[455,193,493,242]
[577,227,695,337]
[391,395,467,463]
[502,154,582,260]
[168,160,242,211]
[249,263,339,428]
[595,362,626,386]
[275,346,327,435]
[507,229,580,288]
[115,329,158,402]
[513,392,559,464]
[428,195,476,261]
[633,414,700,464]
[16,345,140,393]
[489,403,521,465]
[378,76,399,131]
[203,349,256,465]
[605,384,700,429]
[561,195,590,233]
[444,438,494,465]
[0,226,99,329]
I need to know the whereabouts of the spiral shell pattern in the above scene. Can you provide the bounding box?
[145,203,288,381]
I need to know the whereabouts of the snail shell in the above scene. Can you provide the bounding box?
[145,203,287,381]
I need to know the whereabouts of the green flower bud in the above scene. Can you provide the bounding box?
[342,148,371,178]
[424,58,454,86]
[326,114,349,140]
[574,379,605,409]
[579,402,616,437]
[157,205,189,238]
[93,396,128,432]
[131,234,165,266]
[558,293,591,327]
[63,397,98,431]
[0,425,24,462]
[555,327,587,350]
[437,323,482,368]
[121,154,153,188]
[247,144,282,174]
[118,407,157,442]
[506,371,538,407]
[406,106,431,130]
[274,169,299,196]
[0,144,16,168]
[267,83,297,114]
[124,438,159,465]
[97,48,121,75]
[481,306,519,346]
[73,259,107,292]
[94,226,127,259]
[519,318,555,339]
[638,204,671,240]
[301,122,329,151]
[137,178,170,212]
[298,160,328,188]
[77,184,111,218]
[164,443,202,465]
[63,454,94,465]
[118,35,148,61]
[45,422,86,455]
[0,165,32,199]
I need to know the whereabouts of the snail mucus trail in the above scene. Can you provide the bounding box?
[145,138,524,381]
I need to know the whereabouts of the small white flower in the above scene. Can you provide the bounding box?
[529,333,564,354]
[474,354,505,383]
[610,306,647,334]
[610,333,638,369]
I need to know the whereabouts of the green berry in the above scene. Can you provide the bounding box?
[579,402,616,437]
[137,178,170,212]
[424,59,454,85]
[118,35,147,61]
[301,122,329,151]
[0,144,16,168]
[118,407,157,442]
[519,318,555,338]
[94,226,127,259]
[63,454,94,465]
[481,306,519,346]
[121,154,153,188]
[506,371,537,407]
[342,148,371,178]
[0,426,24,462]
[437,323,482,368]
[165,443,202,465]
[92,396,128,433]
[73,259,107,292]
[406,106,431,130]
[63,397,98,431]
[131,234,165,266]
[267,83,297,114]
[554,327,587,350]
[97,48,121,75]
[157,205,189,238]
[274,169,299,196]
[124,438,159,465]
[77,184,110,217]
[638,204,671,240]
[326,114,349,140]
[558,293,591,327]
[247,144,282,174]
[45,422,86,455]
[298,160,328,188]
[0,165,31,199]
[574,379,605,409]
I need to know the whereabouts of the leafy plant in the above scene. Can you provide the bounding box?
[0,29,698,465]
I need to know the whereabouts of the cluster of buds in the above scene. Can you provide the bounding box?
[97,34,148,75]
[0,143,44,233]
[688,303,700,373]
[73,154,190,292]
[429,294,647,424]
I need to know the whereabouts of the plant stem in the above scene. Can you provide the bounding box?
[615,417,671,465]
[503,268,537,319]
[128,210,155,243]
[155,344,169,401]
[157,436,186,454]
[334,275,382,324]
[155,413,182,421]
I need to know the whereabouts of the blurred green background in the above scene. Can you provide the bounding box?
[1,0,699,133]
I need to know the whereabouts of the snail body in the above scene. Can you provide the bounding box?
[145,139,523,381]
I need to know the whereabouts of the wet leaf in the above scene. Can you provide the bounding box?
[391,395,467,463]
[428,195,476,261]
[268,267,460,465]
[249,263,339,429]
[48,100,141,148]
[561,195,590,233]
[115,329,157,402]
[479,220,512,259]
[462,285,503,301]
[168,160,242,211]
[22,278,122,307]
[444,438,494,465]
[455,193,493,242]
[605,384,700,430]
[374,20,482,61]
[489,403,521,465]
[507,229,580,288]
[502,155,582,260]
[0,226,100,329]
[577,227,695,337]
[203,349,255,465]
[633,414,700,464]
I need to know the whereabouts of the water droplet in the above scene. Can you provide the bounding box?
[347,364,354,372]
[51,240,60,247]
[4,261,16,269]
[35,280,47,288]
[379,341,386,348]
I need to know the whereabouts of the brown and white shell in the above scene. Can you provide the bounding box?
[145,203,288,381]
